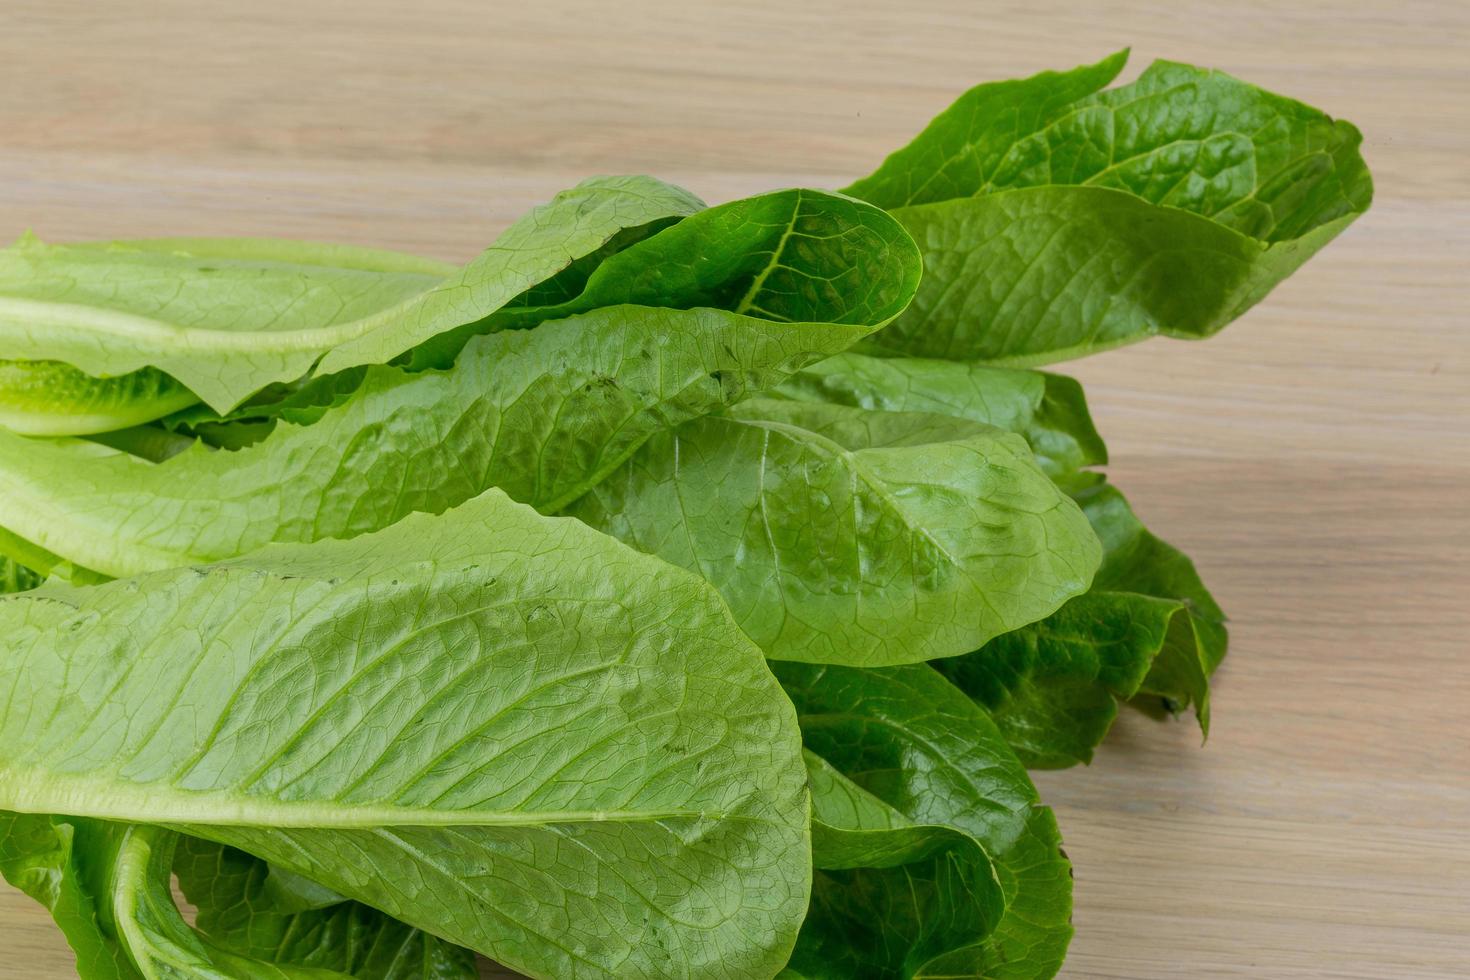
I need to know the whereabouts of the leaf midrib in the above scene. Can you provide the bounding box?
[0,292,427,355]
[0,769,741,828]
[733,190,805,317]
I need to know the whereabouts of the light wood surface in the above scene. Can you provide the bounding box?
[1,1,1466,976]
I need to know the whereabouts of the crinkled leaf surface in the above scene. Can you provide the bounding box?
[173,838,478,979]
[0,306,865,577]
[0,190,918,579]
[845,53,1372,362]
[787,751,1006,980]
[869,185,1365,363]
[1076,477,1228,724]
[0,176,701,413]
[773,352,1107,475]
[774,351,1227,762]
[844,51,1130,210]
[776,664,1071,979]
[0,491,811,980]
[406,187,914,371]
[935,588,1177,767]
[939,474,1227,765]
[568,398,1098,666]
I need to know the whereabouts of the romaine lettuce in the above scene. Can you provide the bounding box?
[0,51,1369,980]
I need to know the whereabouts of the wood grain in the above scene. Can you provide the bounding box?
[1,1,1466,976]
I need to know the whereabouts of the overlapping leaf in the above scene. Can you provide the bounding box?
[0,491,812,980]
[0,359,200,438]
[0,191,919,579]
[568,397,1099,666]
[936,586,1175,767]
[777,352,1227,763]
[777,664,1071,979]
[1,814,276,980]
[938,474,1227,765]
[1070,477,1228,720]
[173,838,478,979]
[0,177,702,415]
[1,555,39,594]
[792,750,1007,979]
[772,352,1107,475]
[120,826,319,978]
[0,813,139,979]
[846,51,1373,362]
[46,820,363,979]
[0,235,455,424]
[404,186,914,370]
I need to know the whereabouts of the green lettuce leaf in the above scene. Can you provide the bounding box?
[772,352,1107,475]
[845,52,1372,362]
[567,397,1099,666]
[777,663,1071,979]
[780,751,1006,979]
[0,359,200,438]
[404,186,913,370]
[100,821,365,978]
[174,838,478,979]
[155,369,378,437]
[768,352,1227,761]
[0,520,109,589]
[935,587,1175,767]
[0,812,140,979]
[161,185,915,436]
[1,555,40,594]
[0,490,811,980]
[1073,477,1228,722]
[844,51,1131,209]
[0,176,700,415]
[0,312,874,578]
[0,812,475,980]
[0,234,456,421]
[82,425,199,463]
[938,476,1227,765]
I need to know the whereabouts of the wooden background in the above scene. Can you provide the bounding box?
[1,1,1466,976]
